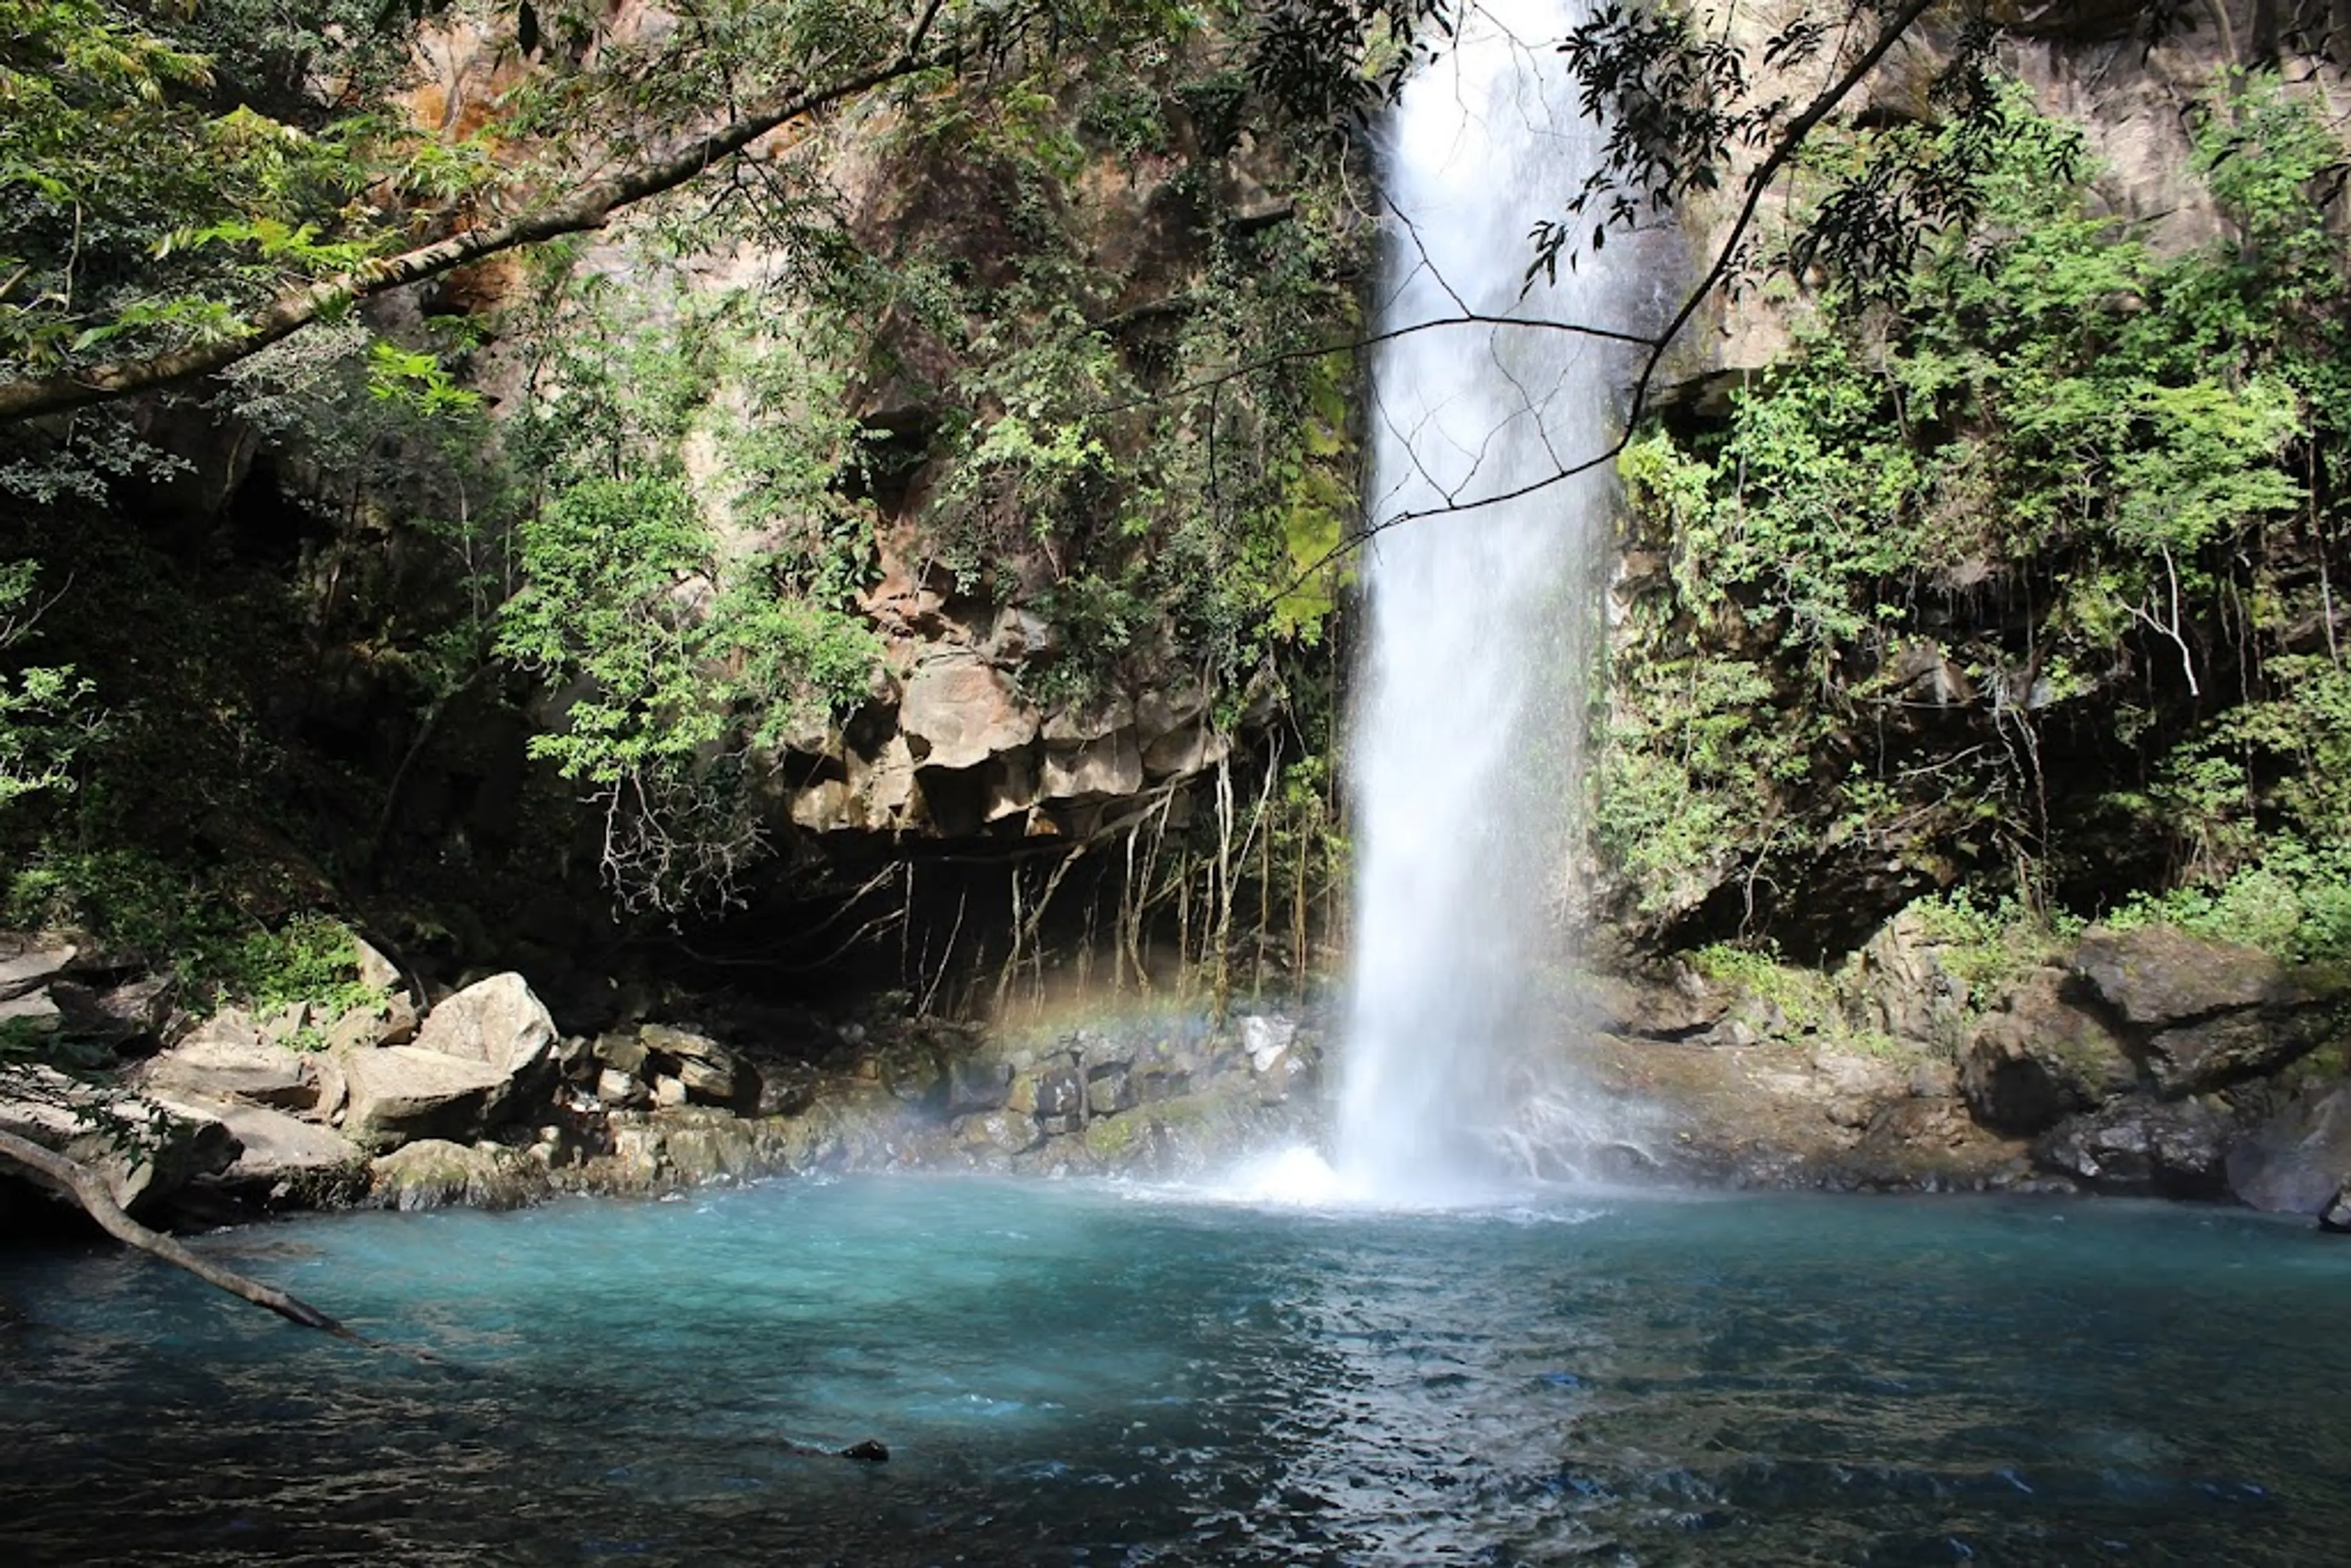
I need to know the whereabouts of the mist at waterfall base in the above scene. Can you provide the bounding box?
[1329,0,1660,1203]
[6,1177,2351,1566]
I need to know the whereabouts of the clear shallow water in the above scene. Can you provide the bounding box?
[2,1180,2347,1566]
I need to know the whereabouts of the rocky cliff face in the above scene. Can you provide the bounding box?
[0,9,1359,1013]
[397,7,1352,860]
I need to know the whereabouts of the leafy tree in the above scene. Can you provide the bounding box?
[0,558,91,809]
[1600,71,2351,958]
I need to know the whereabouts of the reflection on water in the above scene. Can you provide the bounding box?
[2,1179,2348,1565]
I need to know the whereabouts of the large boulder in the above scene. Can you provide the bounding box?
[1041,730,1144,803]
[321,990,421,1053]
[1583,967,1730,1040]
[129,1015,314,1109]
[2071,925,2339,1094]
[952,1109,1040,1160]
[337,1045,512,1151]
[149,1093,367,1204]
[2323,1182,2351,1234]
[1854,910,1971,1052]
[411,973,558,1084]
[0,1064,238,1214]
[2140,1010,2338,1097]
[637,1023,759,1110]
[2033,1096,2238,1197]
[1959,969,2137,1134]
[2225,1082,2351,1217]
[0,934,77,999]
[48,975,174,1049]
[2073,925,2298,1027]
[899,655,1038,771]
[945,1057,1012,1116]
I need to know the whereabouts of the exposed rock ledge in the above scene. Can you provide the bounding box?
[1580,917,2351,1217]
[6,918,2349,1230]
[1,940,1322,1226]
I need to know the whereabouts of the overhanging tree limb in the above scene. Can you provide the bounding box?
[0,0,954,424]
[0,1125,354,1337]
[1269,0,1941,599]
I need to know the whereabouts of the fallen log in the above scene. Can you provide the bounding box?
[0,1126,355,1339]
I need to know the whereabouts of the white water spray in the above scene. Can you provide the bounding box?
[1331,0,1655,1202]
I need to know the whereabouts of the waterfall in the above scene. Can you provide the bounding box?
[1333,0,1651,1201]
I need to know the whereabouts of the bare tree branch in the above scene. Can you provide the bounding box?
[1267,0,1941,597]
[0,1125,354,1338]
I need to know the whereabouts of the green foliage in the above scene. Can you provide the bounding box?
[4,846,378,1022]
[495,266,884,909]
[214,912,384,1029]
[1596,72,2351,943]
[0,0,446,380]
[1688,939,1911,1059]
[888,33,1366,709]
[2104,655,2351,964]
[0,559,91,809]
[1900,890,2079,1003]
[2109,844,2351,969]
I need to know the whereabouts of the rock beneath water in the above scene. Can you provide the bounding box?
[2034,1097,2238,1197]
[411,973,557,1091]
[129,1018,315,1110]
[0,1064,237,1214]
[1960,970,2137,1134]
[2073,925,2301,1028]
[2322,1182,2351,1234]
[368,1139,547,1212]
[337,1045,514,1151]
[2226,1082,2351,1216]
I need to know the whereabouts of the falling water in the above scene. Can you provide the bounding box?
[1335,0,1654,1201]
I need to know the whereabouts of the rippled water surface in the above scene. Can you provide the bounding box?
[3,1179,2347,1565]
